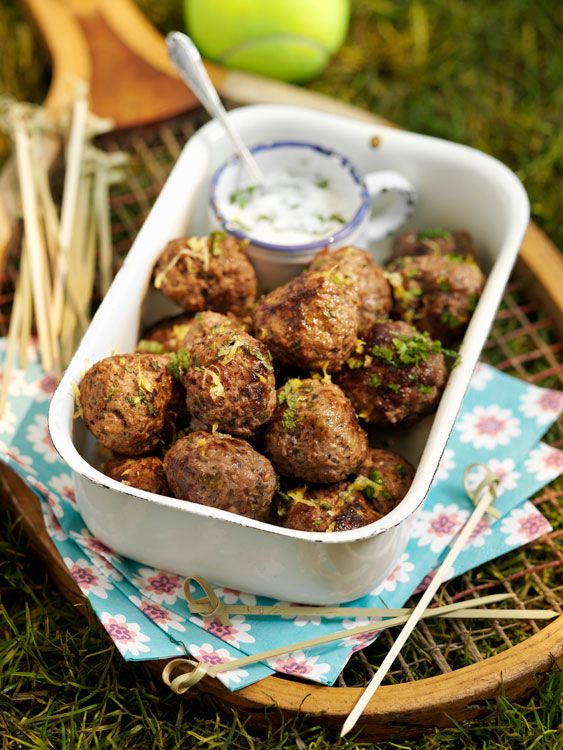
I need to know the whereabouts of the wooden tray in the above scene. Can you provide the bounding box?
[1,0,562,740]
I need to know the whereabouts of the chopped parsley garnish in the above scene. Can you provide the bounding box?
[368,373,382,388]
[395,463,406,477]
[417,228,451,240]
[390,331,443,367]
[125,391,157,416]
[369,470,384,485]
[315,176,330,189]
[346,357,364,370]
[167,348,191,380]
[371,344,394,363]
[439,311,463,328]
[418,384,433,394]
[103,384,118,402]
[438,280,450,292]
[277,379,302,432]
[347,473,384,503]
[387,383,400,393]
[210,231,225,256]
[371,330,461,370]
[229,185,257,208]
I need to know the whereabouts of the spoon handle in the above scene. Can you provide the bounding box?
[166,32,263,182]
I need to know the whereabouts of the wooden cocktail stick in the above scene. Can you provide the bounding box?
[163,596,556,695]
[184,576,511,626]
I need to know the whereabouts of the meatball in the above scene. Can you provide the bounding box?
[264,379,368,483]
[164,431,276,521]
[181,317,276,437]
[309,245,392,338]
[138,313,195,353]
[79,353,185,456]
[253,270,360,371]
[153,232,257,316]
[356,448,415,516]
[103,456,170,495]
[386,254,485,343]
[182,310,242,350]
[335,320,448,426]
[391,228,479,261]
[277,482,380,532]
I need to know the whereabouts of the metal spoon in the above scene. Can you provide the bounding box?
[166,32,263,182]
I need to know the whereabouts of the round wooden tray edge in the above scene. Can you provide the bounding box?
[2,463,562,739]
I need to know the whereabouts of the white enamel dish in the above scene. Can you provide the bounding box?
[49,105,529,604]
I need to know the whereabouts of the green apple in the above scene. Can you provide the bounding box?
[185,0,350,82]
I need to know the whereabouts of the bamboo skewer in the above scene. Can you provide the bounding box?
[0,261,25,415]
[162,596,557,695]
[17,247,33,371]
[340,466,501,736]
[52,83,89,335]
[10,106,54,372]
[185,579,509,625]
[0,93,127,416]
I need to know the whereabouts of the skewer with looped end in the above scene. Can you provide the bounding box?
[340,463,503,736]
[163,465,557,698]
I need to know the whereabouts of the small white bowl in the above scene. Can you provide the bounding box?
[48,105,529,604]
[209,141,417,289]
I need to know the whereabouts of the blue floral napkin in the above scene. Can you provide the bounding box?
[1,343,561,691]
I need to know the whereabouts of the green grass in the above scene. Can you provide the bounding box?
[1,1,562,747]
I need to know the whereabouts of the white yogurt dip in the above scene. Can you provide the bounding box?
[222,170,351,246]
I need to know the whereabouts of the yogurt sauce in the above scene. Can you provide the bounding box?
[223,170,351,246]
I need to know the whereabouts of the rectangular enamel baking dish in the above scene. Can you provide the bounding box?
[49,105,529,604]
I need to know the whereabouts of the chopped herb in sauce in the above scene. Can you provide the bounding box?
[229,185,257,208]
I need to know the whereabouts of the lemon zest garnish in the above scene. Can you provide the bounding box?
[202,366,225,401]
[287,487,317,508]
[154,237,210,288]
[72,383,83,419]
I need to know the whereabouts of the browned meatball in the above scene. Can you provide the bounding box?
[153,233,257,316]
[309,245,392,338]
[182,310,242,350]
[79,354,185,456]
[391,228,479,261]
[355,448,415,516]
[103,456,170,495]
[335,321,448,426]
[164,431,276,521]
[387,254,485,343]
[265,379,368,483]
[253,271,360,372]
[138,313,195,353]
[277,483,380,532]
[181,318,276,437]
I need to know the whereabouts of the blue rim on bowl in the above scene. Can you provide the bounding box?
[209,141,371,254]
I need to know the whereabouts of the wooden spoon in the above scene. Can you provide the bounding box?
[0,0,385,266]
